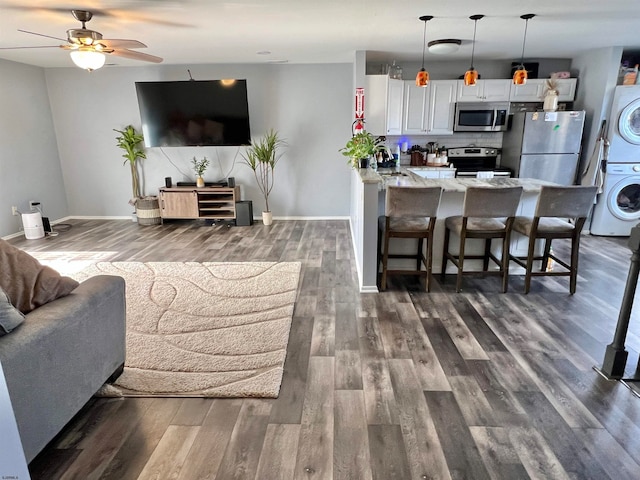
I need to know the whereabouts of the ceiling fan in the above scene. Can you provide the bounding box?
[0,9,163,71]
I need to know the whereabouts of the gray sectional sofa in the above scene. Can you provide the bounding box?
[0,274,126,463]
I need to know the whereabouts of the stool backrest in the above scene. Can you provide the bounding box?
[386,186,442,218]
[462,186,523,218]
[534,186,598,218]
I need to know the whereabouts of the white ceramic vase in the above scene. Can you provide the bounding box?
[262,211,273,225]
[543,90,559,112]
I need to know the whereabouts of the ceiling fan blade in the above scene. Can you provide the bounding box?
[107,48,163,63]
[17,29,67,42]
[100,39,147,49]
[0,45,61,50]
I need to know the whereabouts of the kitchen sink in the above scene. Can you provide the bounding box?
[378,171,407,177]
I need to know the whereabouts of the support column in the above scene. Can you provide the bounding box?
[600,224,640,378]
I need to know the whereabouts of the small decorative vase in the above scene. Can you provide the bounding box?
[543,90,559,112]
[196,176,205,188]
[262,211,273,226]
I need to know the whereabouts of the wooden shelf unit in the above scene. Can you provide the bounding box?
[159,186,240,220]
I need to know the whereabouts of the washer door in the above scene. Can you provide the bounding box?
[608,176,640,220]
[618,98,640,145]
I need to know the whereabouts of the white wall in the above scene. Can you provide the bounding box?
[572,46,623,185]
[44,63,353,217]
[0,59,68,237]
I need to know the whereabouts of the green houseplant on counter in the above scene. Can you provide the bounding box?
[340,131,379,169]
[242,129,287,226]
[114,125,160,225]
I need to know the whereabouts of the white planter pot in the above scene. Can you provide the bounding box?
[262,211,273,226]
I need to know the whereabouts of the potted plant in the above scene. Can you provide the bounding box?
[114,125,161,225]
[191,156,210,187]
[241,129,286,226]
[340,131,379,169]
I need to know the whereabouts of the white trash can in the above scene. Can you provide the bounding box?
[22,212,45,239]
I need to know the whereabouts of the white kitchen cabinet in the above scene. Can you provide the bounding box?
[402,80,457,135]
[456,79,511,102]
[365,75,404,135]
[509,78,577,102]
[428,80,458,135]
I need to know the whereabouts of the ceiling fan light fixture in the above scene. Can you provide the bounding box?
[415,15,433,87]
[464,15,484,87]
[428,39,461,55]
[513,14,535,85]
[70,48,106,71]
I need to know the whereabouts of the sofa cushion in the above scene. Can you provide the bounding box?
[0,239,79,314]
[0,287,24,335]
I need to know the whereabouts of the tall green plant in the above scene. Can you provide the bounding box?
[114,125,146,202]
[242,129,286,213]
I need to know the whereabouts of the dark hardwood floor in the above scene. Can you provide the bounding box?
[9,218,640,479]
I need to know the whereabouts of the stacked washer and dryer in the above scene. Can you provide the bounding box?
[591,85,640,236]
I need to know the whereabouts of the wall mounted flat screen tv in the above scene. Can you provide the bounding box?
[135,79,251,147]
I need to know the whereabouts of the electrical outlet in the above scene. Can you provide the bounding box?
[11,206,18,216]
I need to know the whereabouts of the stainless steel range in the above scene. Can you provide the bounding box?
[447,147,512,178]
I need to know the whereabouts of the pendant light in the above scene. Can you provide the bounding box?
[464,14,484,87]
[513,14,535,85]
[415,15,433,87]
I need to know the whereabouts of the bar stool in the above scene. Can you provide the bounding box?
[377,185,442,291]
[509,185,598,294]
[441,186,523,293]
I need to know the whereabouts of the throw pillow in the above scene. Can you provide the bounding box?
[0,287,25,335]
[0,238,79,314]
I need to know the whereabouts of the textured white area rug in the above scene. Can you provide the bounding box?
[74,262,301,398]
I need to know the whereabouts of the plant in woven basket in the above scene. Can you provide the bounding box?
[114,125,147,205]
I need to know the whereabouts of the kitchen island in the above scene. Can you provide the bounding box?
[349,167,557,292]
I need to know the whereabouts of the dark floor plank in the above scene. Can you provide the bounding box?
[255,424,300,480]
[424,391,492,480]
[334,390,373,480]
[214,400,272,480]
[367,425,412,480]
[469,426,531,480]
[514,391,612,480]
[176,399,243,480]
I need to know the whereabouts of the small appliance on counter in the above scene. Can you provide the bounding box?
[448,147,511,178]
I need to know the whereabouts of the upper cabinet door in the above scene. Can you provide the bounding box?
[509,78,577,102]
[482,80,512,101]
[456,79,511,102]
[428,80,457,135]
[386,78,404,135]
[365,76,404,135]
[403,82,429,134]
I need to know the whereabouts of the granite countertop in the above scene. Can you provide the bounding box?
[356,167,557,193]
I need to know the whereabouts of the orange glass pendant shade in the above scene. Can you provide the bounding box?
[513,66,528,85]
[464,68,478,86]
[416,68,429,87]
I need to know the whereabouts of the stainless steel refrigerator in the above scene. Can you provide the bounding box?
[500,110,586,185]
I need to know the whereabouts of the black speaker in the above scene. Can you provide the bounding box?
[227,177,236,188]
[42,217,52,233]
[165,177,172,188]
[235,200,253,226]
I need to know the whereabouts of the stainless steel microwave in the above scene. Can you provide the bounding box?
[454,102,510,132]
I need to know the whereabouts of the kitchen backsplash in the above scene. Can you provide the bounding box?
[384,132,503,164]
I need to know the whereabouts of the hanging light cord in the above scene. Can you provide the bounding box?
[420,19,427,69]
[470,18,478,69]
[519,16,531,65]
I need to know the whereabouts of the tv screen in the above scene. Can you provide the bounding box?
[135,79,251,147]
